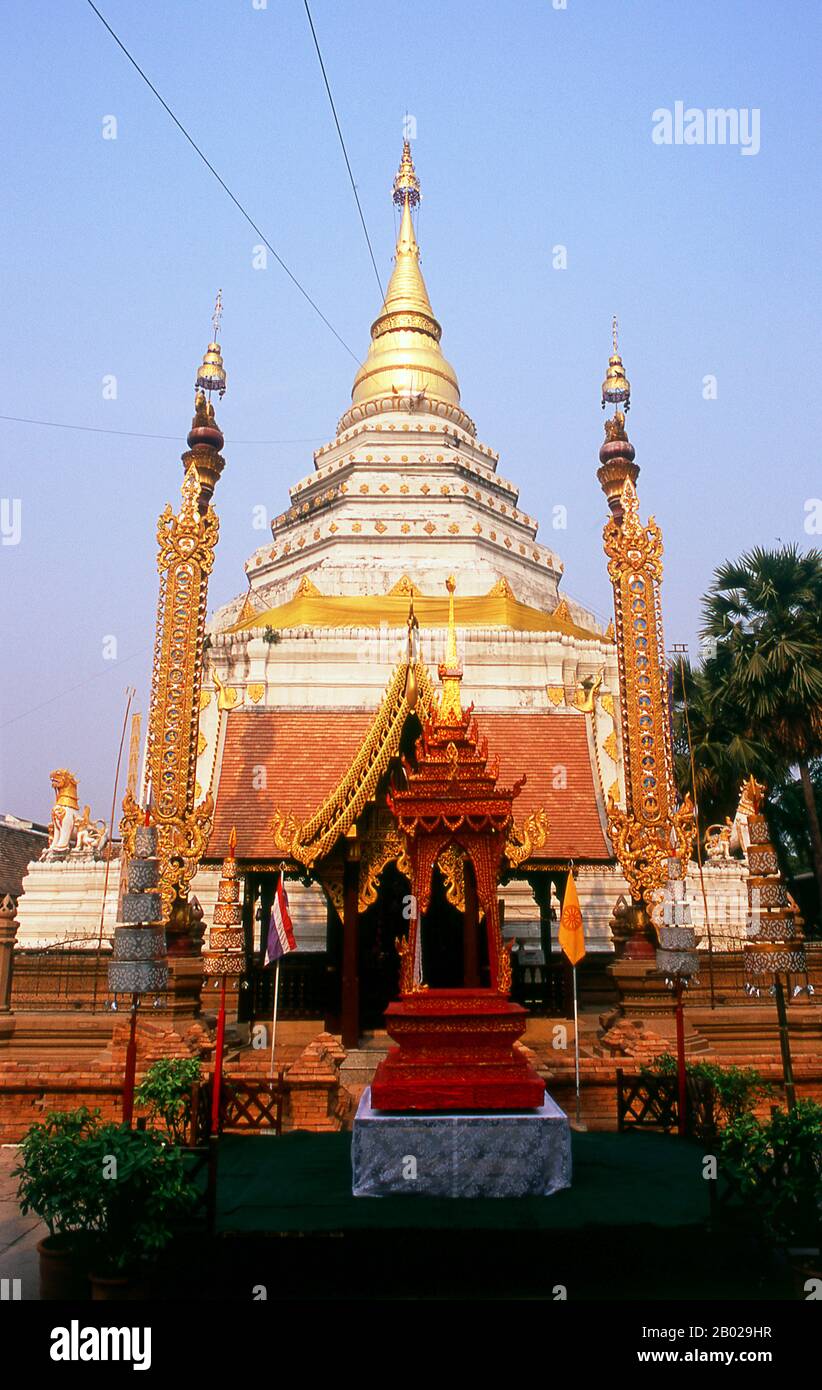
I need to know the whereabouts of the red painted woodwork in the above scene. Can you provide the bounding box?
[372,684,543,1111]
[371,989,545,1111]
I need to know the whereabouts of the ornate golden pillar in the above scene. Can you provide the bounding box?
[122,298,227,931]
[597,324,694,958]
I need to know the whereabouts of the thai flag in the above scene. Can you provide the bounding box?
[264,875,297,966]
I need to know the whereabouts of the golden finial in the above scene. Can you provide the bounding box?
[228,825,237,857]
[445,574,458,667]
[437,576,463,724]
[393,139,420,208]
[404,600,419,710]
[601,315,631,412]
[195,290,227,399]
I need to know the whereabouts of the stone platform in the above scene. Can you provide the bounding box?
[352,1086,571,1198]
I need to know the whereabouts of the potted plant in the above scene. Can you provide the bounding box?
[136,1056,201,1144]
[14,1107,103,1300]
[719,1099,822,1292]
[82,1123,199,1299]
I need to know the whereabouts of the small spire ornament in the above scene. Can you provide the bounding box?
[601,316,631,411]
[195,289,227,399]
[204,826,247,980]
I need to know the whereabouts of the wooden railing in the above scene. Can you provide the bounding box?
[616,1069,716,1140]
[192,1071,287,1143]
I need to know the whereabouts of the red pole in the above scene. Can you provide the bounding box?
[122,993,139,1126]
[675,980,687,1137]
[210,977,227,1135]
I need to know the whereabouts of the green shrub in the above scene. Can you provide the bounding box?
[719,1100,822,1245]
[136,1056,201,1143]
[81,1124,198,1274]
[14,1108,103,1242]
[645,1052,772,1127]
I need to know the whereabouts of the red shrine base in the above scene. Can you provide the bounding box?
[370,990,545,1112]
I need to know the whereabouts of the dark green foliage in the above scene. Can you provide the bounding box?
[645,1054,772,1127]
[136,1056,201,1143]
[14,1108,102,1240]
[14,1107,198,1272]
[719,1101,822,1245]
[80,1123,198,1273]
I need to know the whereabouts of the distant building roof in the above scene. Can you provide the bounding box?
[0,815,48,900]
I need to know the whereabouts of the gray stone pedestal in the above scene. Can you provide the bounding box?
[352,1087,572,1198]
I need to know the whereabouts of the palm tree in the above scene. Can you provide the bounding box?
[701,545,822,910]
[671,657,778,836]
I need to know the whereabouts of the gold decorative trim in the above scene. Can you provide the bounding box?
[602,730,618,761]
[546,685,565,707]
[128,462,220,919]
[359,824,411,912]
[437,843,466,912]
[247,683,265,704]
[389,575,420,597]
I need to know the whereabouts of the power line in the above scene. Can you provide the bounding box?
[84,0,359,363]
[302,0,385,301]
[0,413,322,445]
[0,648,150,731]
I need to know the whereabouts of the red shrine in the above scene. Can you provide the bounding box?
[370,578,546,1112]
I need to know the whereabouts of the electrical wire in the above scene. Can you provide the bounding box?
[302,0,385,301]
[84,0,359,362]
[0,413,322,445]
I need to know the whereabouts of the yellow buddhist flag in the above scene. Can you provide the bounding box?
[559,872,586,966]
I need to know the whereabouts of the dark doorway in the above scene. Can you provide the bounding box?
[358,860,406,1029]
[421,864,465,987]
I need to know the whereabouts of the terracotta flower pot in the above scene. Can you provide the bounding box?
[37,1236,89,1301]
[89,1270,150,1301]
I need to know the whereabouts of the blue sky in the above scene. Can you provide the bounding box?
[2,0,820,822]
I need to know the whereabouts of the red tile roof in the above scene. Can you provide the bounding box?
[208,708,611,862]
[208,710,373,860]
[478,713,610,860]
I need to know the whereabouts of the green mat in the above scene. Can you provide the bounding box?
[214,1130,711,1234]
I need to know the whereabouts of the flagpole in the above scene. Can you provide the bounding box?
[268,958,281,1081]
[572,964,581,1125]
[210,976,227,1136]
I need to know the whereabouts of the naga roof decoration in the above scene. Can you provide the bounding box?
[270,659,436,868]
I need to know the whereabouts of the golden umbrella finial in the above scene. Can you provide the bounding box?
[195,289,227,399]
[393,139,420,208]
[601,315,631,412]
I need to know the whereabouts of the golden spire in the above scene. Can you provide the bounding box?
[437,575,463,724]
[393,139,420,207]
[601,315,631,412]
[348,143,462,416]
